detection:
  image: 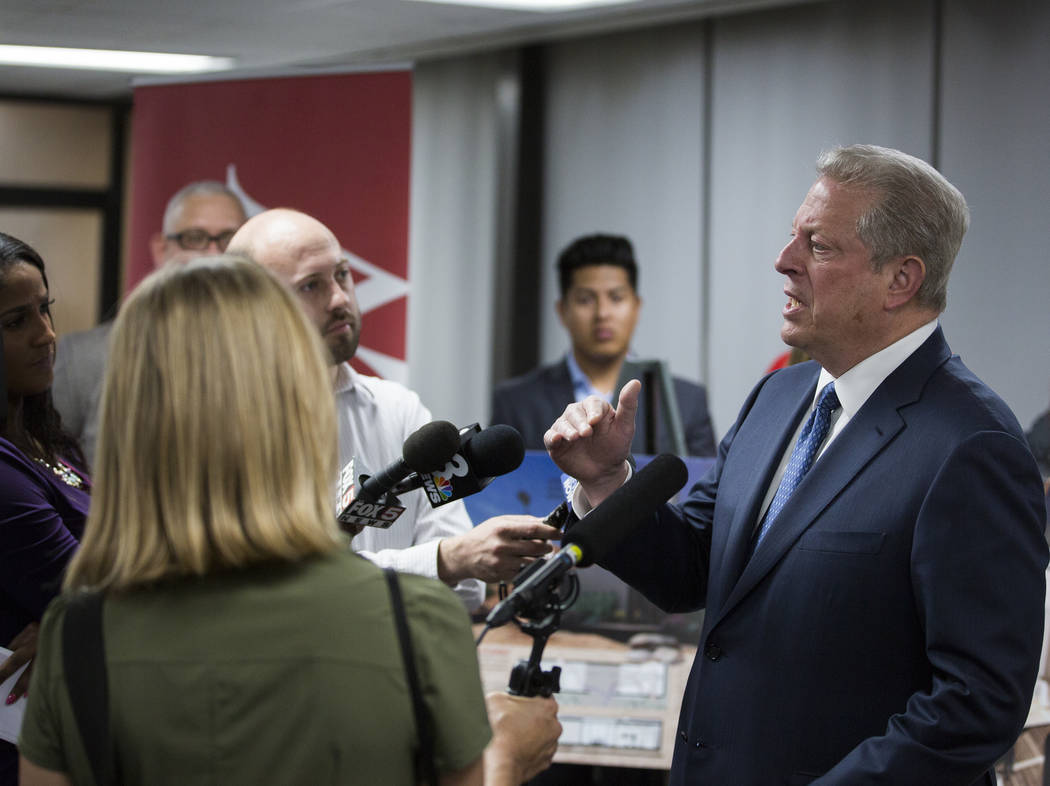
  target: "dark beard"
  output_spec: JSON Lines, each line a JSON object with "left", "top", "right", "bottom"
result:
{"left": 327, "top": 331, "right": 359, "bottom": 366}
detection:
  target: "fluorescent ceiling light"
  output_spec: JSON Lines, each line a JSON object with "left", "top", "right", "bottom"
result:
{"left": 407, "top": 0, "right": 639, "bottom": 11}
{"left": 0, "top": 45, "right": 234, "bottom": 73}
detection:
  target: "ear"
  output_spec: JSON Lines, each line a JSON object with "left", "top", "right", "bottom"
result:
{"left": 555, "top": 298, "right": 568, "bottom": 327}
{"left": 149, "top": 233, "right": 168, "bottom": 268}
{"left": 884, "top": 255, "right": 925, "bottom": 310}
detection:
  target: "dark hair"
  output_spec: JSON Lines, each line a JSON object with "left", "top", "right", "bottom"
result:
{"left": 556, "top": 234, "right": 638, "bottom": 297}
{"left": 0, "top": 231, "right": 85, "bottom": 468}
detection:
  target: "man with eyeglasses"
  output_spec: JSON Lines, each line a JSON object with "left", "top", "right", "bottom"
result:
{"left": 52, "top": 181, "right": 247, "bottom": 464}
{"left": 148, "top": 181, "right": 246, "bottom": 267}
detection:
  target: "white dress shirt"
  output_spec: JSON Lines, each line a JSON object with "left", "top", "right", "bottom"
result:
{"left": 757, "top": 320, "right": 940, "bottom": 519}
{"left": 334, "top": 363, "right": 484, "bottom": 611}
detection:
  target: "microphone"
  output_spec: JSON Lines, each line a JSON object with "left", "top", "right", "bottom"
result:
{"left": 338, "top": 420, "right": 460, "bottom": 530}
{"left": 390, "top": 423, "right": 525, "bottom": 507}
{"left": 356, "top": 420, "right": 461, "bottom": 502}
{"left": 485, "top": 453, "right": 689, "bottom": 627}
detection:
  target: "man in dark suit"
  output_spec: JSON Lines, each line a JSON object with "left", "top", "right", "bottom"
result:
{"left": 545, "top": 145, "right": 1048, "bottom": 785}
{"left": 491, "top": 233, "right": 716, "bottom": 456}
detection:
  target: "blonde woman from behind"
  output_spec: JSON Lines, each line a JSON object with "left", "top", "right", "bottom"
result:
{"left": 18, "top": 256, "right": 558, "bottom": 786}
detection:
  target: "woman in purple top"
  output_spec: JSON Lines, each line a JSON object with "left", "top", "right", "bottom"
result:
{"left": 0, "top": 232, "right": 89, "bottom": 786}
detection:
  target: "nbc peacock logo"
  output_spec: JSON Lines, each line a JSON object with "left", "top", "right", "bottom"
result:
{"left": 433, "top": 474, "right": 454, "bottom": 500}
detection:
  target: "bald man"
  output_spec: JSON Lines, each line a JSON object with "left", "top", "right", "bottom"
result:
{"left": 229, "top": 209, "right": 559, "bottom": 611}
{"left": 53, "top": 181, "right": 247, "bottom": 465}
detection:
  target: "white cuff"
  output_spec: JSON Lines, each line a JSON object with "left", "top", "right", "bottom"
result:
{"left": 571, "top": 460, "right": 634, "bottom": 517}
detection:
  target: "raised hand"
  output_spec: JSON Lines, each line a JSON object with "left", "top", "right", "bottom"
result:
{"left": 544, "top": 379, "right": 640, "bottom": 506}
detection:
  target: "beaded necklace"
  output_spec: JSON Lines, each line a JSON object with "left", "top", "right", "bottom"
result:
{"left": 33, "top": 456, "right": 88, "bottom": 490}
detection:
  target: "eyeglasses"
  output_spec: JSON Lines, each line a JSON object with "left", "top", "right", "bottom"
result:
{"left": 165, "top": 228, "right": 237, "bottom": 252}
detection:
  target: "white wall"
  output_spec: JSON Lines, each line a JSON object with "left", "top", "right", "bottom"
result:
{"left": 407, "top": 53, "right": 509, "bottom": 428}
{"left": 542, "top": 24, "right": 707, "bottom": 387}
{"left": 937, "top": 0, "right": 1050, "bottom": 431}
{"left": 411, "top": 0, "right": 1050, "bottom": 436}
{"left": 705, "top": 0, "right": 936, "bottom": 434}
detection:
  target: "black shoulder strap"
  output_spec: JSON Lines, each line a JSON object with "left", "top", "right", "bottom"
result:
{"left": 62, "top": 590, "right": 115, "bottom": 786}
{"left": 383, "top": 568, "right": 437, "bottom": 786}
{"left": 61, "top": 576, "right": 433, "bottom": 786}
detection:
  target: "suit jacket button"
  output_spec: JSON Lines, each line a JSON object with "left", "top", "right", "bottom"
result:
{"left": 704, "top": 644, "right": 722, "bottom": 661}
{"left": 679, "top": 730, "right": 687, "bottom": 742}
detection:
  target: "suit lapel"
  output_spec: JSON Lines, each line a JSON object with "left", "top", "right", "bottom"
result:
{"left": 712, "top": 375, "right": 815, "bottom": 609}
{"left": 722, "top": 403, "right": 905, "bottom": 616}
{"left": 709, "top": 329, "right": 953, "bottom": 629}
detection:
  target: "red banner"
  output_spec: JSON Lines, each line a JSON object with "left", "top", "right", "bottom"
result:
{"left": 127, "top": 71, "right": 412, "bottom": 377}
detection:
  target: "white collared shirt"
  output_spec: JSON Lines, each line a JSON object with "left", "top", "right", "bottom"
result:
{"left": 565, "top": 351, "right": 614, "bottom": 404}
{"left": 757, "top": 319, "right": 939, "bottom": 519}
{"left": 333, "top": 363, "right": 484, "bottom": 611}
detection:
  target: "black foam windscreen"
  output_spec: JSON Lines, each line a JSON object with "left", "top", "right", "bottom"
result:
{"left": 465, "top": 424, "right": 525, "bottom": 478}
{"left": 402, "top": 420, "right": 461, "bottom": 473}
{"left": 562, "top": 453, "right": 689, "bottom": 567}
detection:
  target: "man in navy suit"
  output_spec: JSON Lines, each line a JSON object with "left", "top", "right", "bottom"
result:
{"left": 491, "top": 233, "right": 716, "bottom": 456}
{"left": 545, "top": 145, "right": 1048, "bottom": 784}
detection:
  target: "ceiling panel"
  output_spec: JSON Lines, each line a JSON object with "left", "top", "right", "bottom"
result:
{"left": 0, "top": 0, "right": 810, "bottom": 99}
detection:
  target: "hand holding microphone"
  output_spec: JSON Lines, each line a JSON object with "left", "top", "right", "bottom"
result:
{"left": 485, "top": 453, "right": 689, "bottom": 628}
{"left": 438, "top": 514, "right": 563, "bottom": 585}
{"left": 479, "top": 454, "right": 688, "bottom": 698}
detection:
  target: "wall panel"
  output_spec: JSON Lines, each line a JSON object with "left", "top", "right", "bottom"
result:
{"left": 938, "top": 0, "right": 1050, "bottom": 429}
{"left": 706, "top": 0, "right": 935, "bottom": 435}
{"left": 0, "top": 207, "right": 102, "bottom": 337}
{"left": 409, "top": 53, "right": 508, "bottom": 427}
{"left": 542, "top": 24, "right": 708, "bottom": 392}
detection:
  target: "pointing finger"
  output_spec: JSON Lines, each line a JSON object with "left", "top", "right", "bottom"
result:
{"left": 616, "top": 378, "right": 642, "bottom": 420}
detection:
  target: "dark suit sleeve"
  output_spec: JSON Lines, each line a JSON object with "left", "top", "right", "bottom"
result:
{"left": 489, "top": 386, "right": 511, "bottom": 431}
{"left": 817, "top": 430, "right": 1047, "bottom": 784}
{"left": 51, "top": 333, "right": 87, "bottom": 440}
{"left": 489, "top": 367, "right": 571, "bottom": 451}
{"left": 678, "top": 380, "right": 717, "bottom": 457}
{"left": 598, "top": 421, "right": 743, "bottom": 613}
{"left": 599, "top": 373, "right": 770, "bottom": 611}
{"left": 489, "top": 382, "right": 537, "bottom": 448}
{"left": 1027, "top": 410, "right": 1050, "bottom": 475}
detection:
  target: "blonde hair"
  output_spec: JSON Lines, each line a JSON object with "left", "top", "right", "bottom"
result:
{"left": 64, "top": 256, "right": 341, "bottom": 591}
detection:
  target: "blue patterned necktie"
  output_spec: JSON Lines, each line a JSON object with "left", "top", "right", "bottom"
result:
{"left": 753, "top": 382, "right": 841, "bottom": 548}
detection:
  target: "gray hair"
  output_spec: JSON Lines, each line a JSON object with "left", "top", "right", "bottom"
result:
{"left": 816, "top": 144, "right": 969, "bottom": 312}
{"left": 161, "top": 180, "right": 246, "bottom": 234}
